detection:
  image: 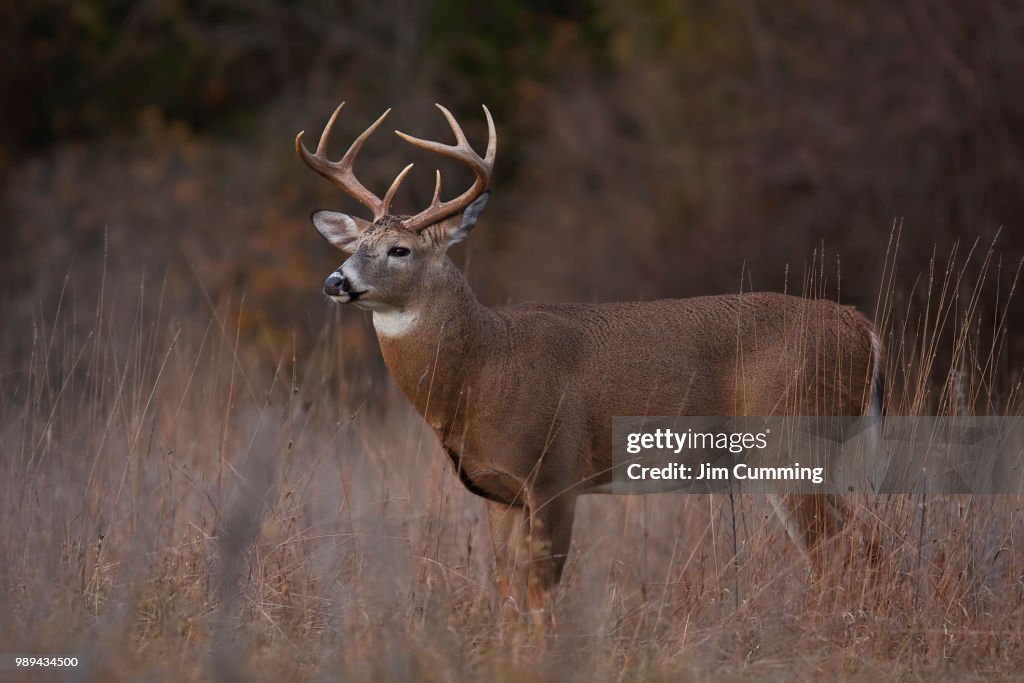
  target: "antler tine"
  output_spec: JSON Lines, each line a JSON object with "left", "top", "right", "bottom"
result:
{"left": 339, "top": 108, "right": 391, "bottom": 169}
{"left": 431, "top": 170, "right": 442, "bottom": 208}
{"left": 395, "top": 103, "right": 497, "bottom": 232}
{"left": 314, "top": 100, "right": 345, "bottom": 155}
{"left": 482, "top": 104, "right": 496, "bottom": 167}
{"left": 436, "top": 104, "right": 471, "bottom": 148}
{"left": 381, "top": 163, "right": 414, "bottom": 216}
{"left": 296, "top": 104, "right": 400, "bottom": 219}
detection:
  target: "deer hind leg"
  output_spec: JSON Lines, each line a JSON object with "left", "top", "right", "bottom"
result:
{"left": 768, "top": 493, "right": 851, "bottom": 572}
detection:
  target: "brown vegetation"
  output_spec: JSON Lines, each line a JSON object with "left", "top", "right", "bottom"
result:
{"left": 1, "top": 238, "right": 1022, "bottom": 680}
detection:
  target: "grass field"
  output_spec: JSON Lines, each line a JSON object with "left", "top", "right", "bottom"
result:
{"left": 2, "top": 237, "right": 1024, "bottom": 681}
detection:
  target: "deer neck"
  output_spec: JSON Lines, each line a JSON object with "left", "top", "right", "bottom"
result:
{"left": 373, "top": 259, "right": 500, "bottom": 432}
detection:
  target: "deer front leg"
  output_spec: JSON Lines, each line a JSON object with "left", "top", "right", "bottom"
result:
{"left": 523, "top": 490, "right": 576, "bottom": 615}
{"left": 485, "top": 499, "right": 531, "bottom": 619}
{"left": 485, "top": 491, "right": 576, "bottom": 622}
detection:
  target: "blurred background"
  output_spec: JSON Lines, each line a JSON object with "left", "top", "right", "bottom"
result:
{"left": 3, "top": 0, "right": 1024, "bottom": 368}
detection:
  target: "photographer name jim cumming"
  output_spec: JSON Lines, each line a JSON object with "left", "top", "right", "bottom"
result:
{"left": 626, "top": 461, "right": 825, "bottom": 484}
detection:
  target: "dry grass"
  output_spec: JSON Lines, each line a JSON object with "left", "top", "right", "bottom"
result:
{"left": 2, "top": 234, "right": 1024, "bottom": 682}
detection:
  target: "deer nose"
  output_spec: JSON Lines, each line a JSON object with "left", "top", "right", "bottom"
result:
{"left": 324, "top": 274, "right": 348, "bottom": 296}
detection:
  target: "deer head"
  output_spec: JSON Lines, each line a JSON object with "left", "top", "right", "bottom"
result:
{"left": 296, "top": 102, "right": 495, "bottom": 315}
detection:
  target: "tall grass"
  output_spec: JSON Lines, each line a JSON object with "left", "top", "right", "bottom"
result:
{"left": 2, "top": 234, "right": 1023, "bottom": 681}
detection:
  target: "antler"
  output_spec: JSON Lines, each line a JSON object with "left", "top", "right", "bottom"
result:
{"left": 295, "top": 102, "right": 413, "bottom": 221}
{"left": 395, "top": 104, "right": 496, "bottom": 232}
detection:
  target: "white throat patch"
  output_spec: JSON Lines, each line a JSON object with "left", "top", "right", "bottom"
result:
{"left": 371, "top": 307, "right": 420, "bottom": 337}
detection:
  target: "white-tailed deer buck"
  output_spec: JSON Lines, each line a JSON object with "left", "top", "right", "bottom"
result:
{"left": 296, "top": 102, "right": 884, "bottom": 616}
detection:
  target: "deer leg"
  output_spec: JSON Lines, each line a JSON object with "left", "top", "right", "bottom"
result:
{"left": 523, "top": 491, "right": 577, "bottom": 616}
{"left": 769, "top": 493, "right": 850, "bottom": 571}
{"left": 485, "top": 493, "right": 576, "bottom": 616}
{"left": 485, "top": 500, "right": 531, "bottom": 619}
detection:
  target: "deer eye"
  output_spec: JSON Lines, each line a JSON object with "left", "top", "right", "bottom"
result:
{"left": 387, "top": 246, "right": 411, "bottom": 258}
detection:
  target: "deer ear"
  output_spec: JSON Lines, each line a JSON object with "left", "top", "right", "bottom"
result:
{"left": 311, "top": 211, "right": 370, "bottom": 252}
{"left": 437, "top": 191, "right": 490, "bottom": 249}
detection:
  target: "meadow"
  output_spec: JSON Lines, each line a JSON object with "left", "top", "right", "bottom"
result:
{"left": 2, "top": 233, "right": 1023, "bottom": 682}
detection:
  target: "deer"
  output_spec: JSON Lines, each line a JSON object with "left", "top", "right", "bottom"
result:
{"left": 295, "top": 102, "right": 885, "bottom": 619}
